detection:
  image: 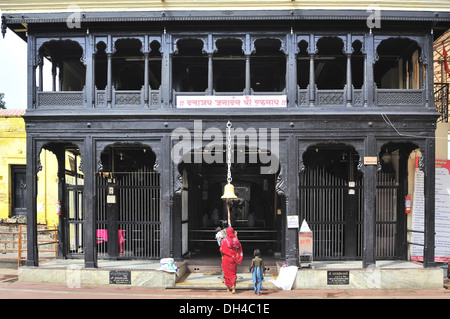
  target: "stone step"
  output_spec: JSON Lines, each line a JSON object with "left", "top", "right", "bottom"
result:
{"left": 185, "top": 259, "right": 280, "bottom": 274}
{"left": 174, "top": 271, "right": 278, "bottom": 290}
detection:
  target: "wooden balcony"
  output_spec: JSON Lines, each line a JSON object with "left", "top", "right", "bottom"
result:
{"left": 34, "top": 87, "right": 430, "bottom": 109}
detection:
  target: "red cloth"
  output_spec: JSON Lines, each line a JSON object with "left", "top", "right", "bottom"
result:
{"left": 443, "top": 43, "right": 450, "bottom": 76}
{"left": 96, "top": 229, "right": 125, "bottom": 253}
{"left": 220, "top": 227, "right": 243, "bottom": 288}
{"left": 96, "top": 229, "right": 108, "bottom": 244}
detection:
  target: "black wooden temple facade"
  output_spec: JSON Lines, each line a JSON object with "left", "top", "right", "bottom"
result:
{"left": 3, "top": 9, "right": 449, "bottom": 269}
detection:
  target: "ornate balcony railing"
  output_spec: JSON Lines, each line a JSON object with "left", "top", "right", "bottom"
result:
{"left": 35, "top": 87, "right": 429, "bottom": 109}
{"left": 298, "top": 89, "right": 308, "bottom": 106}
{"left": 95, "top": 89, "right": 106, "bottom": 107}
{"left": 115, "top": 90, "right": 143, "bottom": 107}
{"left": 375, "top": 88, "right": 425, "bottom": 107}
{"left": 353, "top": 89, "right": 364, "bottom": 107}
{"left": 95, "top": 88, "right": 161, "bottom": 108}
{"left": 36, "top": 91, "right": 84, "bottom": 109}
{"left": 297, "top": 85, "right": 365, "bottom": 107}
{"left": 316, "top": 90, "right": 345, "bottom": 106}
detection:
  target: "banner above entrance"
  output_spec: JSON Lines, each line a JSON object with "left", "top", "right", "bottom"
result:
{"left": 176, "top": 95, "right": 287, "bottom": 108}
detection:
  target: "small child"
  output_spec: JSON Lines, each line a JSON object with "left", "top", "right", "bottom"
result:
{"left": 217, "top": 221, "right": 229, "bottom": 283}
{"left": 215, "top": 227, "right": 223, "bottom": 246}
{"left": 248, "top": 249, "right": 265, "bottom": 295}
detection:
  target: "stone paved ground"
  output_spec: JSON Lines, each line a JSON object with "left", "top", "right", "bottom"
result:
{"left": 1, "top": 268, "right": 449, "bottom": 300}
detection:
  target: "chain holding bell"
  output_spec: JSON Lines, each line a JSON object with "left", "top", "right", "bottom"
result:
{"left": 221, "top": 121, "right": 237, "bottom": 200}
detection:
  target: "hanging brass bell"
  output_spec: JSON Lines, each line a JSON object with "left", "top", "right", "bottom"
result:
{"left": 221, "top": 182, "right": 238, "bottom": 199}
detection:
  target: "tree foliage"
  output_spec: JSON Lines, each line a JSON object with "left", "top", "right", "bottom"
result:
{"left": 0, "top": 93, "right": 5, "bottom": 109}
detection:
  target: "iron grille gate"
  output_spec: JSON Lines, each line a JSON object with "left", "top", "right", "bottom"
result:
{"left": 299, "top": 166, "right": 399, "bottom": 260}
{"left": 96, "top": 168, "right": 161, "bottom": 259}
{"left": 66, "top": 184, "right": 84, "bottom": 257}
{"left": 299, "top": 166, "right": 364, "bottom": 260}
{"left": 376, "top": 171, "right": 399, "bottom": 258}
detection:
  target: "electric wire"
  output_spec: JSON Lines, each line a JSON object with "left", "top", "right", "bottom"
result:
{"left": 381, "top": 113, "right": 448, "bottom": 140}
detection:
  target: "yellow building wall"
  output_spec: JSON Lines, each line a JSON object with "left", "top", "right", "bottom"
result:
{"left": 0, "top": 116, "right": 26, "bottom": 219}
{"left": 436, "top": 122, "right": 450, "bottom": 160}
{"left": 37, "top": 149, "right": 59, "bottom": 226}
{"left": 0, "top": 115, "right": 59, "bottom": 226}
{"left": 0, "top": 0, "right": 449, "bottom": 13}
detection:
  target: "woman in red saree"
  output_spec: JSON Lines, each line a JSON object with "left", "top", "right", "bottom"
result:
{"left": 219, "top": 227, "right": 243, "bottom": 293}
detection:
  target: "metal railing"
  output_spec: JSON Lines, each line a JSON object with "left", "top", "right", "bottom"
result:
{"left": 17, "top": 225, "right": 58, "bottom": 267}
{"left": 407, "top": 229, "right": 425, "bottom": 247}
{"left": 435, "top": 83, "right": 449, "bottom": 123}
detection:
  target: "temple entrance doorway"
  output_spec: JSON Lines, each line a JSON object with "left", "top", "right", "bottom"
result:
{"left": 299, "top": 144, "right": 363, "bottom": 260}
{"left": 179, "top": 145, "right": 280, "bottom": 259}
{"left": 96, "top": 143, "right": 161, "bottom": 260}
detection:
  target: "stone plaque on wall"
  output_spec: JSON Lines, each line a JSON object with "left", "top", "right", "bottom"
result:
{"left": 327, "top": 271, "right": 349, "bottom": 285}
{"left": 110, "top": 270, "right": 131, "bottom": 285}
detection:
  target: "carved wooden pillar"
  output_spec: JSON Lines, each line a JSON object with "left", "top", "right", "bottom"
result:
{"left": 58, "top": 64, "right": 64, "bottom": 91}
{"left": 365, "top": 31, "right": 374, "bottom": 107}
{"left": 243, "top": 34, "right": 252, "bottom": 96}
{"left": 159, "top": 136, "right": 172, "bottom": 259}
{"left": 408, "top": 58, "right": 413, "bottom": 89}
{"left": 419, "top": 57, "right": 424, "bottom": 89}
{"left": 85, "top": 34, "right": 94, "bottom": 108}
{"left": 91, "top": 50, "right": 96, "bottom": 107}
{"left": 363, "top": 134, "right": 376, "bottom": 268}
{"left": 38, "top": 54, "right": 44, "bottom": 92}
{"left": 284, "top": 136, "right": 299, "bottom": 266}
{"left": 55, "top": 147, "right": 67, "bottom": 258}
{"left": 245, "top": 55, "right": 251, "bottom": 95}
{"left": 308, "top": 54, "right": 315, "bottom": 107}
{"left": 207, "top": 53, "right": 213, "bottom": 95}
{"left": 423, "top": 137, "right": 436, "bottom": 268}
{"left": 424, "top": 61, "right": 430, "bottom": 107}
{"left": 346, "top": 34, "right": 352, "bottom": 107}
{"left": 206, "top": 34, "right": 214, "bottom": 96}
{"left": 172, "top": 165, "right": 183, "bottom": 261}
{"left": 346, "top": 53, "right": 352, "bottom": 107}
{"left": 161, "top": 31, "right": 172, "bottom": 107}
{"left": 106, "top": 35, "right": 113, "bottom": 108}
{"left": 25, "top": 135, "right": 39, "bottom": 266}
{"left": 28, "top": 35, "right": 37, "bottom": 109}
{"left": 425, "top": 32, "right": 434, "bottom": 109}
{"left": 84, "top": 135, "right": 97, "bottom": 268}
{"left": 363, "top": 53, "right": 368, "bottom": 107}
{"left": 106, "top": 52, "right": 112, "bottom": 107}
{"left": 51, "top": 62, "right": 57, "bottom": 91}
{"left": 144, "top": 51, "right": 150, "bottom": 107}
{"left": 287, "top": 32, "right": 297, "bottom": 108}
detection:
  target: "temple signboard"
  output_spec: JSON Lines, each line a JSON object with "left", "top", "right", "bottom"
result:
{"left": 177, "top": 95, "right": 287, "bottom": 108}
{"left": 411, "top": 159, "right": 450, "bottom": 262}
